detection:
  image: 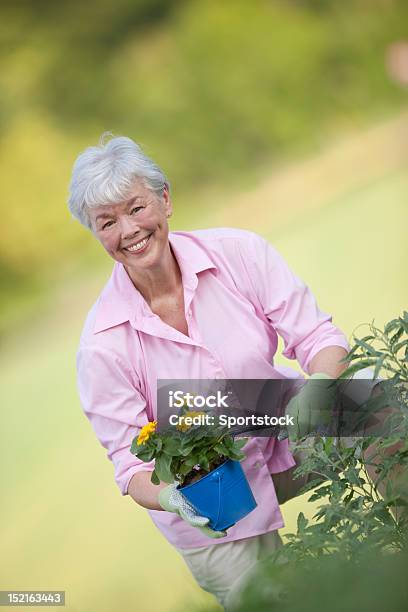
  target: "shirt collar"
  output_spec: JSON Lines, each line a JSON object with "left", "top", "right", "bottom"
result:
{"left": 93, "top": 231, "right": 217, "bottom": 334}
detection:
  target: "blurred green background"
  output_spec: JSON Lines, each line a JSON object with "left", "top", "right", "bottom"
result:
{"left": 1, "top": 1, "right": 407, "bottom": 610}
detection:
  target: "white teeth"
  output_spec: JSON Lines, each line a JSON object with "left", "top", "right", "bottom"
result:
{"left": 126, "top": 236, "right": 149, "bottom": 252}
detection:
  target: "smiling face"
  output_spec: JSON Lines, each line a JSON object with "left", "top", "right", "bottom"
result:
{"left": 89, "top": 180, "right": 173, "bottom": 275}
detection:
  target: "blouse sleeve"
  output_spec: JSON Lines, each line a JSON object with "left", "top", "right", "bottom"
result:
{"left": 243, "top": 232, "right": 350, "bottom": 374}
{"left": 77, "top": 345, "right": 154, "bottom": 495}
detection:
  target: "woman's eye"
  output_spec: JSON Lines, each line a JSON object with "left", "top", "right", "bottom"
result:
{"left": 102, "top": 220, "right": 114, "bottom": 230}
{"left": 130, "top": 206, "right": 143, "bottom": 215}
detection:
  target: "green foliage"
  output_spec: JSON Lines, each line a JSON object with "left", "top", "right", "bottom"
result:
{"left": 235, "top": 313, "right": 408, "bottom": 609}
{"left": 235, "top": 546, "right": 408, "bottom": 612}
{"left": 130, "top": 418, "right": 247, "bottom": 486}
{"left": 341, "top": 312, "right": 408, "bottom": 382}
{"left": 1, "top": 0, "right": 408, "bottom": 320}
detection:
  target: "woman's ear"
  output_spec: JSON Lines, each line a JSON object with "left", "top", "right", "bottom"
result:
{"left": 162, "top": 184, "right": 173, "bottom": 218}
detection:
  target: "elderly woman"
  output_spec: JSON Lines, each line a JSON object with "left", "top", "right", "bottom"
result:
{"left": 68, "top": 135, "right": 352, "bottom": 609}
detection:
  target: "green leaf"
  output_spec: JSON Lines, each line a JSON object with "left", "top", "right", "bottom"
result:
{"left": 324, "top": 437, "right": 333, "bottom": 454}
{"left": 154, "top": 454, "right": 174, "bottom": 484}
{"left": 184, "top": 455, "right": 200, "bottom": 468}
{"left": 373, "top": 353, "right": 387, "bottom": 379}
{"left": 343, "top": 490, "right": 354, "bottom": 505}
{"left": 379, "top": 436, "right": 402, "bottom": 449}
{"left": 151, "top": 470, "right": 160, "bottom": 485}
{"left": 297, "top": 512, "right": 308, "bottom": 532}
{"left": 131, "top": 446, "right": 155, "bottom": 462}
{"left": 309, "top": 485, "right": 331, "bottom": 502}
{"left": 179, "top": 463, "right": 194, "bottom": 476}
{"left": 130, "top": 437, "right": 141, "bottom": 454}
{"left": 353, "top": 335, "right": 376, "bottom": 344}
{"left": 223, "top": 436, "right": 234, "bottom": 449}
{"left": 385, "top": 479, "right": 393, "bottom": 501}
{"left": 355, "top": 339, "right": 380, "bottom": 356}
{"left": 296, "top": 478, "right": 325, "bottom": 495}
{"left": 393, "top": 339, "right": 408, "bottom": 353}
{"left": 385, "top": 319, "right": 400, "bottom": 335}
{"left": 390, "top": 327, "right": 404, "bottom": 347}
{"left": 198, "top": 454, "right": 210, "bottom": 471}
{"left": 342, "top": 336, "right": 374, "bottom": 362}
{"left": 343, "top": 467, "right": 360, "bottom": 486}
{"left": 233, "top": 438, "right": 248, "bottom": 451}
{"left": 214, "top": 443, "right": 228, "bottom": 455}
{"left": 228, "top": 450, "right": 246, "bottom": 461}
{"left": 339, "top": 359, "right": 378, "bottom": 379}
{"left": 162, "top": 438, "right": 183, "bottom": 457}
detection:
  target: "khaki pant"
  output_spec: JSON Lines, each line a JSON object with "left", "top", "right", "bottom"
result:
{"left": 177, "top": 451, "right": 313, "bottom": 610}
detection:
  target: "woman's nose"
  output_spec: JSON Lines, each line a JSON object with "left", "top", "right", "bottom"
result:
{"left": 119, "top": 214, "right": 139, "bottom": 238}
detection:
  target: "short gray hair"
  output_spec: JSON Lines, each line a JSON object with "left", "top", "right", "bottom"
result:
{"left": 68, "top": 133, "right": 170, "bottom": 229}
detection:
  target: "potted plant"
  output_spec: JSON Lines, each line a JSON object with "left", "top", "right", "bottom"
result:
{"left": 130, "top": 410, "right": 257, "bottom": 531}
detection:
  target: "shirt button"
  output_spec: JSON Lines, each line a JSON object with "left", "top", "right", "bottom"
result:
{"left": 254, "top": 462, "right": 262, "bottom": 469}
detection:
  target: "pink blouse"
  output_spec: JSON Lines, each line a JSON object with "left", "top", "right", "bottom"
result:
{"left": 77, "top": 228, "right": 349, "bottom": 548}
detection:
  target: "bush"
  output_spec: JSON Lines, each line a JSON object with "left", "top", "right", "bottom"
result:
{"left": 235, "top": 312, "right": 408, "bottom": 610}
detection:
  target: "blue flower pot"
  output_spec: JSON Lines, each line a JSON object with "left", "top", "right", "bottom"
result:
{"left": 179, "top": 459, "right": 257, "bottom": 531}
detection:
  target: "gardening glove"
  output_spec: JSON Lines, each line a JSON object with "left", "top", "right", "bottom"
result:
{"left": 285, "top": 373, "right": 336, "bottom": 443}
{"left": 158, "top": 484, "right": 227, "bottom": 539}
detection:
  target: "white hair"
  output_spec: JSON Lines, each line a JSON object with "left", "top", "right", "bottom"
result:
{"left": 68, "top": 133, "right": 170, "bottom": 229}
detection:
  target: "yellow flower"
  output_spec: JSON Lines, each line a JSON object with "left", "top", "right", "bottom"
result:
{"left": 176, "top": 411, "right": 205, "bottom": 432}
{"left": 137, "top": 421, "right": 157, "bottom": 445}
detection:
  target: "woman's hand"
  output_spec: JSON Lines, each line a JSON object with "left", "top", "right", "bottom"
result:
{"left": 128, "top": 472, "right": 227, "bottom": 538}
{"left": 159, "top": 485, "right": 227, "bottom": 539}
{"left": 285, "top": 372, "right": 336, "bottom": 442}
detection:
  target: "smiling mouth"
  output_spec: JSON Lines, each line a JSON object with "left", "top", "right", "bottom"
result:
{"left": 123, "top": 234, "right": 152, "bottom": 253}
